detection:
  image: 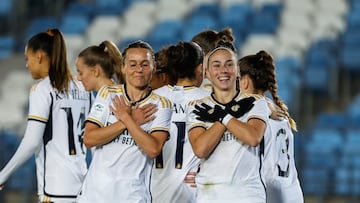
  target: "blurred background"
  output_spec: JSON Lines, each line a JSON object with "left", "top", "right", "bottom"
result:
{"left": 0, "top": 0, "right": 360, "bottom": 202}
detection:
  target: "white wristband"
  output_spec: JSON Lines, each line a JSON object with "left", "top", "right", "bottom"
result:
{"left": 222, "top": 114, "right": 233, "bottom": 126}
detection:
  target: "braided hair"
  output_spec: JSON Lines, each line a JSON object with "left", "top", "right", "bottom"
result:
{"left": 238, "top": 50, "right": 297, "bottom": 131}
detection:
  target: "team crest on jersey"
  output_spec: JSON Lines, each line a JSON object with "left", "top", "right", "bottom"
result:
{"left": 92, "top": 103, "right": 105, "bottom": 117}
{"left": 231, "top": 104, "right": 240, "bottom": 112}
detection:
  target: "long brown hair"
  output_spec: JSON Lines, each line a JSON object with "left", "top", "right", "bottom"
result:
{"left": 238, "top": 50, "right": 297, "bottom": 131}
{"left": 78, "top": 40, "right": 124, "bottom": 84}
{"left": 27, "top": 28, "right": 72, "bottom": 93}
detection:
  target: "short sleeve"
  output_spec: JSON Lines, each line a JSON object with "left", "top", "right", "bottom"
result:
{"left": 86, "top": 87, "right": 111, "bottom": 127}
{"left": 246, "top": 97, "right": 269, "bottom": 124}
{"left": 149, "top": 97, "right": 172, "bottom": 133}
{"left": 28, "top": 80, "right": 52, "bottom": 123}
{"left": 186, "top": 100, "right": 207, "bottom": 133}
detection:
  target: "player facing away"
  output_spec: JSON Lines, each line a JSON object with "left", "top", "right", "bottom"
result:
{"left": 151, "top": 41, "right": 210, "bottom": 203}
{"left": 0, "top": 29, "right": 92, "bottom": 202}
{"left": 76, "top": 40, "right": 172, "bottom": 203}
{"left": 187, "top": 46, "right": 268, "bottom": 203}
{"left": 238, "top": 51, "right": 304, "bottom": 203}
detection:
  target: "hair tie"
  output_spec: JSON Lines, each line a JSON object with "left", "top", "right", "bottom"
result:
{"left": 46, "top": 28, "right": 54, "bottom": 36}
{"left": 99, "top": 42, "right": 106, "bottom": 51}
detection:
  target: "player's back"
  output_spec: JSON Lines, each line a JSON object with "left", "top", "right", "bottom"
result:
{"left": 152, "top": 85, "right": 210, "bottom": 203}
{"left": 265, "top": 117, "right": 299, "bottom": 185}
{"left": 29, "top": 77, "right": 92, "bottom": 200}
{"left": 265, "top": 118, "right": 304, "bottom": 203}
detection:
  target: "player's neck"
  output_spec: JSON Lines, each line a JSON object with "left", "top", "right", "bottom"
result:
{"left": 125, "top": 84, "right": 151, "bottom": 103}
{"left": 176, "top": 78, "right": 197, "bottom": 87}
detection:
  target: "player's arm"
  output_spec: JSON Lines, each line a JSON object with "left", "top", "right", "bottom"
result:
{"left": 224, "top": 99, "right": 267, "bottom": 146}
{"left": 131, "top": 103, "right": 157, "bottom": 125}
{"left": 0, "top": 121, "right": 44, "bottom": 186}
{"left": 187, "top": 102, "right": 227, "bottom": 158}
{"left": 111, "top": 95, "right": 168, "bottom": 158}
{"left": 224, "top": 118, "right": 266, "bottom": 147}
{"left": 115, "top": 108, "right": 168, "bottom": 158}
{"left": 83, "top": 121, "right": 127, "bottom": 148}
{"left": 188, "top": 123, "right": 226, "bottom": 159}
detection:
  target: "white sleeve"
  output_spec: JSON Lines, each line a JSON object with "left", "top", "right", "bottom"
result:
{"left": 0, "top": 120, "right": 45, "bottom": 184}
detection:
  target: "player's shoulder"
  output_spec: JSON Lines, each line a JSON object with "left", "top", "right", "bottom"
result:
{"left": 188, "top": 95, "right": 211, "bottom": 107}
{"left": 30, "top": 77, "right": 51, "bottom": 93}
{"left": 97, "top": 84, "right": 124, "bottom": 99}
{"left": 150, "top": 91, "right": 172, "bottom": 109}
{"left": 238, "top": 92, "right": 265, "bottom": 101}
{"left": 187, "top": 86, "right": 211, "bottom": 97}
{"left": 153, "top": 85, "right": 172, "bottom": 96}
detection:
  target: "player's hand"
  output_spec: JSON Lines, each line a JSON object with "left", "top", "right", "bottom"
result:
{"left": 193, "top": 103, "right": 227, "bottom": 123}
{"left": 131, "top": 103, "right": 157, "bottom": 125}
{"left": 110, "top": 95, "right": 131, "bottom": 121}
{"left": 0, "top": 184, "right": 4, "bottom": 191}
{"left": 268, "top": 102, "right": 286, "bottom": 121}
{"left": 184, "top": 172, "right": 197, "bottom": 188}
{"left": 225, "top": 97, "right": 255, "bottom": 118}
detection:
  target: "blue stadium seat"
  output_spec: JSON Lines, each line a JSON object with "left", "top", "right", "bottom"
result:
{"left": 0, "top": 49, "right": 12, "bottom": 60}
{"left": 302, "top": 167, "right": 331, "bottom": 195}
{"left": 340, "top": 30, "right": 360, "bottom": 48}
{"left": 0, "top": 0, "right": 12, "bottom": 16}
{"left": 346, "top": 9, "right": 360, "bottom": 27}
{"left": 60, "top": 14, "right": 90, "bottom": 34}
{"left": 249, "top": 11, "right": 279, "bottom": 34}
{"left": 346, "top": 100, "right": 360, "bottom": 126}
{"left": 315, "top": 112, "right": 346, "bottom": 129}
{"left": 335, "top": 167, "right": 351, "bottom": 195}
{"left": 95, "top": 0, "right": 127, "bottom": 15}
{"left": 0, "top": 35, "right": 14, "bottom": 60}
{"left": 192, "top": 3, "right": 220, "bottom": 18}
{"left": 303, "top": 127, "right": 342, "bottom": 169}
{"left": 219, "top": 3, "right": 252, "bottom": 37}
{"left": 0, "top": 35, "right": 15, "bottom": 50}
{"left": 147, "top": 20, "right": 184, "bottom": 51}
{"left": 303, "top": 64, "right": 329, "bottom": 94}
{"left": 186, "top": 14, "right": 219, "bottom": 30}
{"left": 23, "top": 17, "right": 59, "bottom": 48}
{"left": 118, "top": 37, "right": 147, "bottom": 52}
{"left": 65, "top": 1, "right": 96, "bottom": 17}
{"left": 260, "top": 3, "right": 283, "bottom": 16}
{"left": 7, "top": 157, "right": 36, "bottom": 191}
{"left": 305, "top": 46, "right": 337, "bottom": 68}
{"left": 0, "top": 130, "right": 20, "bottom": 169}
{"left": 339, "top": 46, "right": 360, "bottom": 72}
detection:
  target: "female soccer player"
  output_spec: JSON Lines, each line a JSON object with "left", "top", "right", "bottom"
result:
{"left": 238, "top": 51, "right": 304, "bottom": 203}
{"left": 151, "top": 41, "right": 210, "bottom": 203}
{"left": 187, "top": 46, "right": 268, "bottom": 203}
{"left": 76, "top": 40, "right": 123, "bottom": 92}
{"left": 0, "top": 28, "right": 92, "bottom": 202}
{"left": 76, "top": 40, "right": 172, "bottom": 203}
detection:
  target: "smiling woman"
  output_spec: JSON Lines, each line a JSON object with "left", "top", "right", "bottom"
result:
{"left": 187, "top": 46, "right": 268, "bottom": 203}
{"left": 76, "top": 40, "right": 173, "bottom": 203}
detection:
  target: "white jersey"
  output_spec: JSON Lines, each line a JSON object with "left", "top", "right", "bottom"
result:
{"left": 151, "top": 85, "right": 210, "bottom": 203}
{"left": 263, "top": 115, "right": 304, "bottom": 203}
{"left": 29, "top": 77, "right": 91, "bottom": 202}
{"left": 187, "top": 92, "right": 268, "bottom": 202}
{"left": 77, "top": 84, "right": 172, "bottom": 203}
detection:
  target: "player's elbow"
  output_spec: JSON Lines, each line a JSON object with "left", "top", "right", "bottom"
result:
{"left": 193, "top": 147, "right": 209, "bottom": 159}
{"left": 83, "top": 134, "right": 96, "bottom": 148}
{"left": 247, "top": 135, "right": 263, "bottom": 147}
{"left": 146, "top": 148, "right": 162, "bottom": 159}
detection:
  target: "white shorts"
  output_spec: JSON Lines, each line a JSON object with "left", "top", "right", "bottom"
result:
{"left": 266, "top": 178, "right": 304, "bottom": 203}
{"left": 196, "top": 182, "right": 266, "bottom": 203}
